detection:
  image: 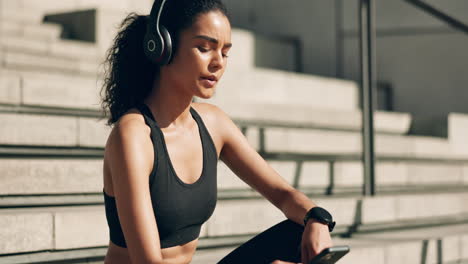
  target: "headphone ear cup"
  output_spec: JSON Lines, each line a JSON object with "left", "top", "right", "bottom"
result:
{"left": 158, "top": 25, "right": 172, "bottom": 65}
{"left": 143, "top": 30, "right": 164, "bottom": 63}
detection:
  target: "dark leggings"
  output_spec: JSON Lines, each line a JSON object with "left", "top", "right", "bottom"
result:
{"left": 217, "top": 219, "right": 304, "bottom": 264}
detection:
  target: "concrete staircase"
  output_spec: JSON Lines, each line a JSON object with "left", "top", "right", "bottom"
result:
{"left": 1, "top": 3, "right": 468, "bottom": 264}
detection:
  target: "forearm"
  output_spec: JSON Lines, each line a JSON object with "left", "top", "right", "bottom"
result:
{"left": 278, "top": 189, "right": 318, "bottom": 227}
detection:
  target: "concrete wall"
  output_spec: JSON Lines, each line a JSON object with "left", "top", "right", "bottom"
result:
{"left": 225, "top": 0, "right": 468, "bottom": 137}
{"left": 224, "top": 0, "right": 339, "bottom": 77}
{"left": 342, "top": 0, "right": 468, "bottom": 137}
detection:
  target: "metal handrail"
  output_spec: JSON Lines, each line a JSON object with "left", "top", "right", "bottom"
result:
{"left": 404, "top": 0, "right": 468, "bottom": 34}
{"left": 359, "top": 0, "right": 468, "bottom": 197}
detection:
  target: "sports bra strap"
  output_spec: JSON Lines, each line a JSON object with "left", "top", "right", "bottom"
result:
{"left": 136, "top": 103, "right": 160, "bottom": 127}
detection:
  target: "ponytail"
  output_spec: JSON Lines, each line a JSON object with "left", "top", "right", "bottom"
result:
{"left": 100, "top": 13, "right": 159, "bottom": 127}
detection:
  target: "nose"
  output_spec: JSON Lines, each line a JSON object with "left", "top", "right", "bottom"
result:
{"left": 208, "top": 50, "right": 224, "bottom": 72}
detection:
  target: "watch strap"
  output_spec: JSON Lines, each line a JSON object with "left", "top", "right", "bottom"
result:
{"left": 303, "top": 206, "right": 336, "bottom": 232}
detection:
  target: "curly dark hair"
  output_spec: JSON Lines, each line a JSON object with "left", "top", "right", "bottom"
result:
{"left": 99, "top": 0, "right": 230, "bottom": 127}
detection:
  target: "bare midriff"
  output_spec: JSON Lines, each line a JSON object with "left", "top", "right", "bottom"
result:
{"left": 104, "top": 238, "right": 199, "bottom": 264}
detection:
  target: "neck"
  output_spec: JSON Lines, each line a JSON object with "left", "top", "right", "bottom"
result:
{"left": 143, "top": 74, "right": 194, "bottom": 132}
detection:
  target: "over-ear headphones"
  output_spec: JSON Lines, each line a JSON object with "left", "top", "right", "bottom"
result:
{"left": 143, "top": 0, "right": 173, "bottom": 65}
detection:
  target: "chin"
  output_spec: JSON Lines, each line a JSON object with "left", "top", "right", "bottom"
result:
{"left": 197, "top": 87, "right": 216, "bottom": 99}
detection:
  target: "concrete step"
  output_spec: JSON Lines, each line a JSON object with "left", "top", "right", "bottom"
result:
{"left": 0, "top": 35, "right": 99, "bottom": 60}
{"left": 0, "top": 158, "right": 103, "bottom": 195}
{"left": 0, "top": 191, "right": 467, "bottom": 256}
{"left": 0, "top": 69, "right": 403, "bottom": 131}
{"left": 0, "top": 70, "right": 102, "bottom": 109}
{"left": 0, "top": 50, "right": 101, "bottom": 77}
{"left": 449, "top": 113, "right": 468, "bottom": 157}
{"left": 0, "top": 110, "right": 466, "bottom": 160}
{"left": 0, "top": 20, "right": 62, "bottom": 41}
{"left": 192, "top": 223, "right": 468, "bottom": 264}
{"left": 0, "top": 6, "right": 45, "bottom": 24}
{"left": 2, "top": 223, "right": 467, "bottom": 264}
{"left": 198, "top": 67, "right": 360, "bottom": 111}
{"left": 344, "top": 223, "right": 468, "bottom": 264}
{"left": 0, "top": 69, "right": 402, "bottom": 130}
{"left": 254, "top": 126, "right": 468, "bottom": 159}
{"left": 14, "top": 8, "right": 253, "bottom": 71}
{"left": 217, "top": 159, "right": 468, "bottom": 191}
{"left": 0, "top": 205, "right": 107, "bottom": 255}
{"left": 0, "top": 70, "right": 20, "bottom": 104}
{"left": 0, "top": 247, "right": 106, "bottom": 264}
{"left": 0, "top": 0, "right": 91, "bottom": 14}
{"left": 216, "top": 102, "right": 411, "bottom": 135}
{"left": 206, "top": 191, "right": 468, "bottom": 238}
{"left": 0, "top": 112, "right": 110, "bottom": 147}
{"left": 1, "top": 156, "right": 467, "bottom": 197}
{"left": 1, "top": 0, "right": 149, "bottom": 14}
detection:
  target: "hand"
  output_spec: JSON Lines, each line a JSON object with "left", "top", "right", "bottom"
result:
{"left": 300, "top": 219, "right": 333, "bottom": 264}
{"left": 270, "top": 219, "right": 333, "bottom": 264}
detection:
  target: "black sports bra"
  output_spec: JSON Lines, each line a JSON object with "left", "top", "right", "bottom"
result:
{"left": 103, "top": 103, "right": 218, "bottom": 248}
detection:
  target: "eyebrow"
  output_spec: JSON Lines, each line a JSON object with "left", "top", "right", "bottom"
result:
{"left": 193, "top": 35, "right": 232, "bottom": 48}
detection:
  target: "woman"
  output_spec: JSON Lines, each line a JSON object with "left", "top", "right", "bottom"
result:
{"left": 100, "top": 0, "right": 333, "bottom": 263}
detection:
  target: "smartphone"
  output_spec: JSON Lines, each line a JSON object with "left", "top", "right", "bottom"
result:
{"left": 308, "top": 245, "right": 350, "bottom": 264}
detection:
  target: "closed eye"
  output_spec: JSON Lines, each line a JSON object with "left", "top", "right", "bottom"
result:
{"left": 198, "top": 46, "right": 229, "bottom": 58}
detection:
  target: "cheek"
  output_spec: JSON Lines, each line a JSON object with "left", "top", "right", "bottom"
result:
{"left": 167, "top": 48, "right": 210, "bottom": 82}
{"left": 192, "top": 51, "right": 211, "bottom": 67}
{"left": 170, "top": 51, "right": 195, "bottom": 72}
{"left": 178, "top": 49, "right": 201, "bottom": 66}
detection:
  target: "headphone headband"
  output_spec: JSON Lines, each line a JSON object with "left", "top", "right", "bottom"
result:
{"left": 147, "top": 0, "right": 167, "bottom": 38}
{"left": 144, "top": 0, "right": 172, "bottom": 65}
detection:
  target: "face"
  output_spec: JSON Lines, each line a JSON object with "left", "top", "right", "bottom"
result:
{"left": 162, "top": 10, "right": 232, "bottom": 99}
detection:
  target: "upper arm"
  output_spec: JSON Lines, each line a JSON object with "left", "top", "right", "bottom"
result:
{"left": 212, "top": 105, "right": 295, "bottom": 209}
{"left": 106, "top": 118, "right": 163, "bottom": 263}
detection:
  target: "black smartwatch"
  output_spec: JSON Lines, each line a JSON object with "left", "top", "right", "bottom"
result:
{"left": 303, "top": 206, "right": 336, "bottom": 232}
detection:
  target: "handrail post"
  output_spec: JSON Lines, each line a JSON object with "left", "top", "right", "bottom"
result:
{"left": 359, "top": 0, "right": 377, "bottom": 196}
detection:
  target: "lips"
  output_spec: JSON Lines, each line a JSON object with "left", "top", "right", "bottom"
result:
{"left": 200, "top": 75, "right": 218, "bottom": 88}
{"left": 199, "top": 75, "right": 218, "bottom": 88}
{"left": 200, "top": 75, "right": 218, "bottom": 82}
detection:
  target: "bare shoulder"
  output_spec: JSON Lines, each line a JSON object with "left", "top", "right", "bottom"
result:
{"left": 104, "top": 108, "right": 154, "bottom": 187}
{"left": 190, "top": 101, "right": 234, "bottom": 136}
{"left": 190, "top": 102, "right": 231, "bottom": 125}
{"left": 106, "top": 108, "right": 150, "bottom": 148}
{"left": 190, "top": 102, "right": 236, "bottom": 157}
{"left": 190, "top": 102, "right": 241, "bottom": 153}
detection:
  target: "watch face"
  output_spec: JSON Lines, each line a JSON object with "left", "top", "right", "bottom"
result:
{"left": 313, "top": 207, "right": 332, "bottom": 222}
{"left": 304, "top": 207, "right": 335, "bottom": 231}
